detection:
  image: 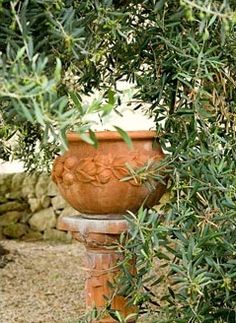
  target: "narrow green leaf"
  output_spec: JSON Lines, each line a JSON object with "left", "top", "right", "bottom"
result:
{"left": 33, "top": 100, "right": 45, "bottom": 126}
{"left": 54, "top": 57, "right": 62, "bottom": 82}
{"left": 16, "top": 47, "right": 26, "bottom": 61}
{"left": 108, "top": 89, "right": 116, "bottom": 105}
{"left": 17, "top": 101, "right": 34, "bottom": 123}
{"left": 58, "top": 96, "right": 68, "bottom": 113}
{"left": 59, "top": 130, "right": 68, "bottom": 152}
{"left": 27, "top": 36, "right": 34, "bottom": 60}
{"left": 113, "top": 126, "right": 133, "bottom": 149}
{"left": 70, "top": 92, "right": 84, "bottom": 114}
{"left": 79, "top": 132, "right": 96, "bottom": 145}
{"left": 89, "top": 129, "right": 98, "bottom": 148}
{"left": 101, "top": 103, "right": 113, "bottom": 117}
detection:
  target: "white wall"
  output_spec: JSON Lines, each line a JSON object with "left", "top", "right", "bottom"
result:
{"left": 0, "top": 160, "right": 25, "bottom": 173}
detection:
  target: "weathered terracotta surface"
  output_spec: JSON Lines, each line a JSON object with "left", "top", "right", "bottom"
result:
{"left": 84, "top": 251, "right": 136, "bottom": 323}
{"left": 58, "top": 216, "right": 136, "bottom": 323}
{"left": 52, "top": 131, "right": 165, "bottom": 215}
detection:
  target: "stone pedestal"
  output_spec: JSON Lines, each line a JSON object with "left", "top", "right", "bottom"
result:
{"left": 58, "top": 216, "right": 137, "bottom": 323}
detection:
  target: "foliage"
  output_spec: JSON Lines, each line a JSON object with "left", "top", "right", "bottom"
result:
{"left": 1, "top": 0, "right": 236, "bottom": 322}
{"left": 0, "top": 0, "right": 123, "bottom": 169}
{"left": 109, "top": 1, "right": 236, "bottom": 322}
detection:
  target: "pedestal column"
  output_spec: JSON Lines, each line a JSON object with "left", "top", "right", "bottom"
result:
{"left": 58, "top": 216, "right": 137, "bottom": 323}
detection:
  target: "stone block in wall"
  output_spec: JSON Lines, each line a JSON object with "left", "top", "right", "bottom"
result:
{"left": 35, "top": 174, "right": 50, "bottom": 198}
{"left": 0, "top": 174, "right": 13, "bottom": 196}
{"left": 43, "top": 229, "right": 72, "bottom": 243}
{"left": 59, "top": 206, "right": 80, "bottom": 218}
{"left": 41, "top": 196, "right": 51, "bottom": 209}
{"left": 28, "top": 196, "right": 51, "bottom": 213}
{"left": 0, "top": 197, "right": 8, "bottom": 204}
{"left": 20, "top": 211, "right": 32, "bottom": 224}
{"left": 3, "top": 223, "right": 28, "bottom": 239}
{"left": 22, "top": 173, "right": 39, "bottom": 198}
{"left": 0, "top": 201, "right": 27, "bottom": 214}
{"left": 29, "top": 207, "right": 56, "bottom": 232}
{"left": 23, "top": 229, "right": 43, "bottom": 241}
{"left": 51, "top": 195, "right": 68, "bottom": 210}
{"left": 47, "top": 181, "right": 58, "bottom": 197}
{"left": 0, "top": 211, "right": 22, "bottom": 226}
{"left": 11, "top": 173, "right": 25, "bottom": 198}
{"left": 28, "top": 197, "right": 41, "bottom": 213}
{"left": 5, "top": 192, "right": 23, "bottom": 200}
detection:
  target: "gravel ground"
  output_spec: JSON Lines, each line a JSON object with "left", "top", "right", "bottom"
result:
{"left": 0, "top": 240, "right": 164, "bottom": 323}
{"left": 0, "top": 240, "right": 85, "bottom": 323}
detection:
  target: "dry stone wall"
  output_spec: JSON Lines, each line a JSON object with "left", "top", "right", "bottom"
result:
{"left": 0, "top": 173, "right": 79, "bottom": 242}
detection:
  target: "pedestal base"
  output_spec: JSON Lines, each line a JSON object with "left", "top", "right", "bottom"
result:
{"left": 58, "top": 215, "right": 137, "bottom": 323}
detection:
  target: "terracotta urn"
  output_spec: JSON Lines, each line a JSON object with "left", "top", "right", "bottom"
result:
{"left": 52, "top": 130, "right": 165, "bottom": 217}
{"left": 52, "top": 130, "right": 166, "bottom": 322}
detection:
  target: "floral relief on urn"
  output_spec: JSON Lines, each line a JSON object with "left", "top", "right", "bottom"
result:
{"left": 52, "top": 131, "right": 166, "bottom": 216}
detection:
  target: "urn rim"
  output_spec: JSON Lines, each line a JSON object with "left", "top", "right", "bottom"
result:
{"left": 67, "top": 130, "right": 157, "bottom": 142}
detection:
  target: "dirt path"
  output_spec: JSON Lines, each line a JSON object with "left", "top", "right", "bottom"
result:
{"left": 0, "top": 240, "right": 85, "bottom": 323}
